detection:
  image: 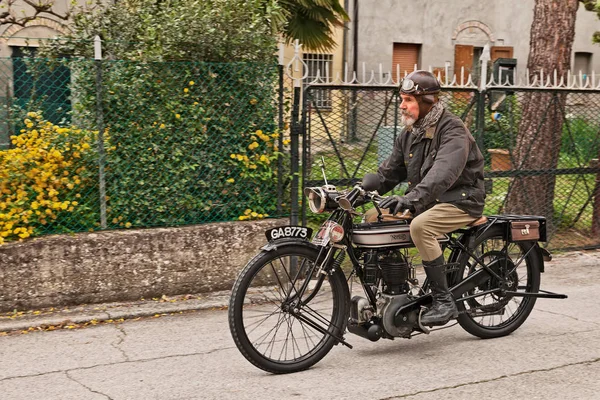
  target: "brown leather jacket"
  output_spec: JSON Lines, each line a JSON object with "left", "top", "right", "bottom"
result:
{"left": 376, "top": 108, "right": 486, "bottom": 217}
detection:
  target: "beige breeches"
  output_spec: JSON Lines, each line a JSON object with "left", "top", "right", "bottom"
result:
{"left": 365, "top": 203, "right": 477, "bottom": 261}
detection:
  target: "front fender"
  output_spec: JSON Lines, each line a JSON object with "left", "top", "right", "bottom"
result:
{"left": 261, "top": 238, "right": 321, "bottom": 253}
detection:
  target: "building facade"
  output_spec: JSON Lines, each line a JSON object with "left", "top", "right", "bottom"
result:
{"left": 344, "top": 0, "right": 600, "bottom": 83}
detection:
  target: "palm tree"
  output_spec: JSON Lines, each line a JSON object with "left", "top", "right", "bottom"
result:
{"left": 275, "top": 0, "right": 349, "bottom": 52}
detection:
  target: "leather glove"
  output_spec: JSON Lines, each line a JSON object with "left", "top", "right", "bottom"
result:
{"left": 378, "top": 195, "right": 415, "bottom": 215}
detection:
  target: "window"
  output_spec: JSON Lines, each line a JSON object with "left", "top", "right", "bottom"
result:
{"left": 574, "top": 52, "right": 592, "bottom": 78}
{"left": 303, "top": 53, "right": 333, "bottom": 108}
{"left": 393, "top": 43, "right": 420, "bottom": 81}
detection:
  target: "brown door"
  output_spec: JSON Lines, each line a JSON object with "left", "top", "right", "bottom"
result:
{"left": 393, "top": 43, "right": 420, "bottom": 82}
{"left": 454, "top": 44, "right": 473, "bottom": 82}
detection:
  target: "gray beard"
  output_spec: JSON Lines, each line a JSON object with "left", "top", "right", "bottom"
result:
{"left": 401, "top": 113, "right": 417, "bottom": 127}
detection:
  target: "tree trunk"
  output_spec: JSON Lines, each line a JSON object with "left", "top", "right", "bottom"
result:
{"left": 505, "top": 0, "right": 579, "bottom": 231}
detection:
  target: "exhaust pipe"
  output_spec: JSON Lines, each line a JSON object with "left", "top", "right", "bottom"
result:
{"left": 347, "top": 322, "right": 383, "bottom": 342}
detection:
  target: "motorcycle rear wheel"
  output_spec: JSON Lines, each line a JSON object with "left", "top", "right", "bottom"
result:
{"left": 228, "top": 245, "right": 349, "bottom": 374}
{"left": 454, "top": 225, "right": 541, "bottom": 339}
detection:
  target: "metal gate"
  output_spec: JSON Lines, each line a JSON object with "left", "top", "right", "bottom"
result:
{"left": 297, "top": 80, "right": 600, "bottom": 251}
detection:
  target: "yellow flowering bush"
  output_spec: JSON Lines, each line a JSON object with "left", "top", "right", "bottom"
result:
{"left": 228, "top": 129, "right": 289, "bottom": 220}
{"left": 0, "top": 112, "right": 98, "bottom": 244}
{"left": 237, "top": 208, "right": 269, "bottom": 221}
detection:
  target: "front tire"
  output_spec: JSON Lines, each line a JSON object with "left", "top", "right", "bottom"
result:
{"left": 228, "top": 244, "right": 349, "bottom": 374}
{"left": 453, "top": 225, "right": 541, "bottom": 339}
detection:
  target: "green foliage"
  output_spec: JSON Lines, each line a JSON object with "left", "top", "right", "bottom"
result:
{"left": 2, "top": 57, "right": 287, "bottom": 232}
{"left": 229, "top": 129, "right": 290, "bottom": 220}
{"left": 30, "top": 1, "right": 289, "bottom": 229}
{"left": 40, "top": 0, "right": 278, "bottom": 62}
{"left": 87, "top": 61, "right": 282, "bottom": 227}
{"left": 561, "top": 117, "right": 600, "bottom": 164}
{"left": 580, "top": 0, "right": 600, "bottom": 44}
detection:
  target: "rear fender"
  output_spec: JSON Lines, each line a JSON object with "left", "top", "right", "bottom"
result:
{"left": 533, "top": 243, "right": 550, "bottom": 273}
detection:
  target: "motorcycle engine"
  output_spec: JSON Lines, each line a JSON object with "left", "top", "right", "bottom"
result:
{"left": 378, "top": 250, "right": 411, "bottom": 295}
{"left": 350, "top": 249, "right": 419, "bottom": 338}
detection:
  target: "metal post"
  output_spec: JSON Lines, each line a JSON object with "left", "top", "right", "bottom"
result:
{"left": 350, "top": 90, "right": 358, "bottom": 142}
{"left": 290, "top": 82, "right": 301, "bottom": 227}
{"left": 277, "top": 43, "right": 285, "bottom": 216}
{"left": 94, "top": 36, "right": 107, "bottom": 229}
{"left": 393, "top": 89, "right": 399, "bottom": 141}
{"left": 475, "top": 92, "right": 486, "bottom": 151}
{"left": 476, "top": 44, "right": 491, "bottom": 151}
{"left": 301, "top": 86, "right": 308, "bottom": 227}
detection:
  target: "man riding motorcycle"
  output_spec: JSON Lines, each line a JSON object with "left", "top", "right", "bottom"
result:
{"left": 371, "top": 70, "right": 486, "bottom": 326}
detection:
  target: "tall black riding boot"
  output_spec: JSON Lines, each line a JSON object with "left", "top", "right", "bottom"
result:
{"left": 421, "top": 255, "right": 459, "bottom": 326}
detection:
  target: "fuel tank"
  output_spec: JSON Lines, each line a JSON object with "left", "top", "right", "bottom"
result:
{"left": 352, "top": 221, "right": 413, "bottom": 248}
{"left": 352, "top": 221, "right": 448, "bottom": 248}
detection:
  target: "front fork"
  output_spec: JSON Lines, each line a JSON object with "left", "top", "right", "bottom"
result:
{"left": 283, "top": 244, "right": 353, "bottom": 349}
{"left": 285, "top": 243, "right": 345, "bottom": 309}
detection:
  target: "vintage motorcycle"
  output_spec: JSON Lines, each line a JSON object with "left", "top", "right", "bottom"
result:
{"left": 228, "top": 168, "right": 567, "bottom": 374}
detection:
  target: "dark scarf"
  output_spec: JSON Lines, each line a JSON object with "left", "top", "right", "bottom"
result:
{"left": 408, "top": 101, "right": 444, "bottom": 139}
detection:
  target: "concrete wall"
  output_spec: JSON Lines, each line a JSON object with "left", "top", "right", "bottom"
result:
{"left": 347, "top": 0, "right": 600, "bottom": 81}
{"left": 0, "top": 219, "right": 287, "bottom": 312}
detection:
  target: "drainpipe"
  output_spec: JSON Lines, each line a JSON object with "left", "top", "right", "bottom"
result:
{"left": 352, "top": 0, "right": 359, "bottom": 76}
{"left": 350, "top": 0, "right": 359, "bottom": 141}
{"left": 342, "top": 0, "right": 349, "bottom": 71}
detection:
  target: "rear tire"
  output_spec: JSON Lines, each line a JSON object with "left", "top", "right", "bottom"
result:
{"left": 228, "top": 244, "right": 349, "bottom": 374}
{"left": 454, "top": 225, "right": 541, "bottom": 339}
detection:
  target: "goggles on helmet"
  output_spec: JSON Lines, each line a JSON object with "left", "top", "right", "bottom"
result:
{"left": 400, "top": 78, "right": 419, "bottom": 94}
{"left": 400, "top": 77, "right": 439, "bottom": 95}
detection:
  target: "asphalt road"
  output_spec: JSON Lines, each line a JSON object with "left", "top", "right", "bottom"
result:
{"left": 1, "top": 251, "right": 599, "bottom": 400}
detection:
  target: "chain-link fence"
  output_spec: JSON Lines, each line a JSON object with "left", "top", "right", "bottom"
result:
{"left": 0, "top": 57, "right": 291, "bottom": 243}
{"left": 2, "top": 54, "right": 599, "bottom": 251}
{"left": 301, "top": 85, "right": 600, "bottom": 250}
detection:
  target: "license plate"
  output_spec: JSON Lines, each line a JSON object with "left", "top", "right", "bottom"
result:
{"left": 265, "top": 226, "right": 313, "bottom": 242}
{"left": 312, "top": 220, "right": 338, "bottom": 246}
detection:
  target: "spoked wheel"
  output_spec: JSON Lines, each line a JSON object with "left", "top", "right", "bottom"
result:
{"left": 455, "top": 225, "right": 541, "bottom": 339}
{"left": 228, "top": 244, "right": 349, "bottom": 374}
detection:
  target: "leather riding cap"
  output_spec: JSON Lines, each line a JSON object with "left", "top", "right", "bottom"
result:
{"left": 400, "top": 70, "right": 441, "bottom": 96}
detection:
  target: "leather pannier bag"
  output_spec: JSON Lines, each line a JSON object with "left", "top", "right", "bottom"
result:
{"left": 509, "top": 220, "right": 540, "bottom": 242}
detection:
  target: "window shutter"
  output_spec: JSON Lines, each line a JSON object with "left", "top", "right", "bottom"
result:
{"left": 454, "top": 44, "right": 473, "bottom": 81}
{"left": 393, "top": 43, "right": 420, "bottom": 81}
{"left": 490, "top": 46, "right": 514, "bottom": 62}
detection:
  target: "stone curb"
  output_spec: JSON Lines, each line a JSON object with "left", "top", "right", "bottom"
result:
{"left": 1, "top": 250, "right": 598, "bottom": 333}
{"left": 0, "top": 291, "right": 232, "bottom": 333}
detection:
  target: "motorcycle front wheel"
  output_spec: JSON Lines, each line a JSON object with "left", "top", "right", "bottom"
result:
{"left": 454, "top": 225, "right": 541, "bottom": 339}
{"left": 228, "top": 244, "right": 349, "bottom": 374}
